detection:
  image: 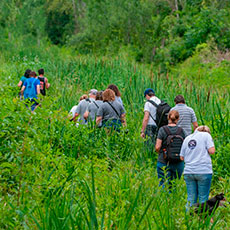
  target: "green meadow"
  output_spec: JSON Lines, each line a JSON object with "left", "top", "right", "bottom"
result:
{"left": 0, "top": 40, "right": 230, "bottom": 229}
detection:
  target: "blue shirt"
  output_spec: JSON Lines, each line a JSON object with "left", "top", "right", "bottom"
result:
{"left": 23, "top": 78, "right": 40, "bottom": 99}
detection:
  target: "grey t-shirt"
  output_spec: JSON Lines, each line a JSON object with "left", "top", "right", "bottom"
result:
{"left": 76, "top": 98, "right": 95, "bottom": 124}
{"left": 97, "top": 101, "right": 125, "bottom": 121}
{"left": 157, "top": 125, "right": 186, "bottom": 164}
{"left": 88, "top": 100, "right": 103, "bottom": 121}
{"left": 170, "top": 104, "right": 197, "bottom": 137}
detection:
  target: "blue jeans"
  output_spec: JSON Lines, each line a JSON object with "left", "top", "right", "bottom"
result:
{"left": 102, "top": 119, "right": 122, "bottom": 131}
{"left": 184, "top": 174, "right": 212, "bottom": 208}
{"left": 157, "top": 161, "right": 184, "bottom": 187}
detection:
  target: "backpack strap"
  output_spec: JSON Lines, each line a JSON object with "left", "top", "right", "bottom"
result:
{"left": 146, "top": 100, "right": 159, "bottom": 123}
{"left": 106, "top": 101, "right": 120, "bottom": 118}
{"left": 147, "top": 100, "right": 159, "bottom": 108}
{"left": 163, "top": 126, "right": 171, "bottom": 136}
{"left": 32, "top": 78, "right": 37, "bottom": 85}
{"left": 175, "top": 127, "right": 182, "bottom": 135}
{"left": 93, "top": 101, "right": 99, "bottom": 109}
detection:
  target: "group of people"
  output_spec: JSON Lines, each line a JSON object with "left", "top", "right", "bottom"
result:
{"left": 17, "top": 68, "right": 50, "bottom": 111}
{"left": 69, "top": 84, "right": 126, "bottom": 130}
{"left": 18, "top": 70, "right": 215, "bottom": 210}
{"left": 70, "top": 86, "right": 215, "bottom": 209}
{"left": 141, "top": 88, "right": 215, "bottom": 209}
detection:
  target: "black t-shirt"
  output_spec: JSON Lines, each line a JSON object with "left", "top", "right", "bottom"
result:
{"left": 157, "top": 125, "right": 186, "bottom": 164}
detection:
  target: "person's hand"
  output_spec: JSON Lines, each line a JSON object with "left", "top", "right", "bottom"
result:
{"left": 140, "top": 132, "right": 145, "bottom": 138}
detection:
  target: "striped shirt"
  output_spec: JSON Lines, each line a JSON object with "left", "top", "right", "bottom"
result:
{"left": 170, "top": 104, "right": 197, "bottom": 137}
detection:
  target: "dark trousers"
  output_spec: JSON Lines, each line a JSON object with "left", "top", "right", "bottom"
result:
{"left": 144, "top": 125, "right": 157, "bottom": 155}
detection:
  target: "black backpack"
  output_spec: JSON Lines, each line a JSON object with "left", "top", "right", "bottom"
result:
{"left": 38, "top": 76, "right": 46, "bottom": 96}
{"left": 147, "top": 100, "right": 171, "bottom": 128}
{"left": 162, "top": 126, "right": 184, "bottom": 163}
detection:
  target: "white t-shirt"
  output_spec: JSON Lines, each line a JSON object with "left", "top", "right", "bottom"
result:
{"left": 144, "top": 96, "right": 161, "bottom": 126}
{"left": 69, "top": 105, "right": 78, "bottom": 118}
{"left": 180, "top": 130, "right": 214, "bottom": 174}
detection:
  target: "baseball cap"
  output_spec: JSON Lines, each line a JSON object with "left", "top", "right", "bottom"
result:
{"left": 144, "top": 88, "right": 155, "bottom": 97}
{"left": 89, "top": 89, "right": 98, "bottom": 95}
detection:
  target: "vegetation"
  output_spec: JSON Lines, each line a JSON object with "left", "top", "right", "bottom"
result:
{"left": 1, "top": 0, "right": 230, "bottom": 228}
{"left": 0, "top": 40, "right": 230, "bottom": 229}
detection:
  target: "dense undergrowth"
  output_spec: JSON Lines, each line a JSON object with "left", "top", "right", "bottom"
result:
{"left": 0, "top": 42, "right": 230, "bottom": 229}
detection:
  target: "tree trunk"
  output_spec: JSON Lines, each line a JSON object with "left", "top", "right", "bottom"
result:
{"left": 72, "top": 0, "right": 79, "bottom": 34}
{"left": 175, "top": 0, "right": 179, "bottom": 18}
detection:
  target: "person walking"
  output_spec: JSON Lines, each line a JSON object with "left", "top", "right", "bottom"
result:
{"left": 69, "top": 94, "right": 88, "bottom": 120}
{"left": 155, "top": 110, "right": 186, "bottom": 187}
{"left": 140, "top": 88, "right": 161, "bottom": 152}
{"left": 84, "top": 91, "right": 103, "bottom": 123}
{"left": 180, "top": 125, "right": 215, "bottom": 209}
{"left": 96, "top": 89, "right": 126, "bottom": 131}
{"left": 171, "top": 95, "right": 198, "bottom": 137}
{"left": 37, "top": 69, "right": 50, "bottom": 96}
{"left": 107, "top": 84, "right": 123, "bottom": 106}
{"left": 17, "top": 69, "right": 31, "bottom": 88}
{"left": 73, "top": 89, "right": 97, "bottom": 124}
{"left": 21, "top": 71, "right": 40, "bottom": 111}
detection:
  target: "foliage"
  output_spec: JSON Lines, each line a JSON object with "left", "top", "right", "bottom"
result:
{"left": 1, "top": 0, "right": 230, "bottom": 67}
{"left": 0, "top": 41, "right": 230, "bottom": 228}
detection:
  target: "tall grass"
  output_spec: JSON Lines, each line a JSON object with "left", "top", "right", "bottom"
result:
{"left": 0, "top": 44, "right": 230, "bottom": 229}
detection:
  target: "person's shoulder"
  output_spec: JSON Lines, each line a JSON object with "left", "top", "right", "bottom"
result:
{"left": 170, "top": 106, "right": 176, "bottom": 111}
{"left": 35, "top": 78, "right": 40, "bottom": 84}
{"left": 185, "top": 104, "right": 195, "bottom": 112}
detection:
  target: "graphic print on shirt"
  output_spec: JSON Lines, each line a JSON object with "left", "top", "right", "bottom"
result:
{"left": 188, "top": 139, "right": 197, "bottom": 150}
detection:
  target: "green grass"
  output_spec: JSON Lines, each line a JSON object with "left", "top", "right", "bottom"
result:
{"left": 0, "top": 42, "right": 230, "bottom": 229}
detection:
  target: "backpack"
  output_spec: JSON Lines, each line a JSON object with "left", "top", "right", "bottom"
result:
{"left": 24, "top": 78, "right": 37, "bottom": 99}
{"left": 38, "top": 76, "right": 46, "bottom": 96}
{"left": 162, "top": 126, "right": 184, "bottom": 163}
{"left": 147, "top": 100, "right": 171, "bottom": 128}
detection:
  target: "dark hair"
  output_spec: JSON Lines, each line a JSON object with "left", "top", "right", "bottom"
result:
{"left": 107, "top": 84, "right": 121, "bottom": 97}
{"left": 38, "top": 68, "right": 44, "bottom": 75}
{"left": 96, "top": 91, "right": 103, "bottom": 100}
{"left": 24, "top": 69, "right": 31, "bottom": 78}
{"left": 174, "top": 95, "right": 185, "bottom": 104}
{"left": 147, "top": 92, "right": 155, "bottom": 97}
{"left": 168, "top": 110, "right": 179, "bottom": 124}
{"left": 29, "top": 71, "right": 37, "bottom": 77}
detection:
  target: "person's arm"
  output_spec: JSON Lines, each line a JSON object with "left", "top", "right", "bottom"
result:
{"left": 84, "top": 111, "right": 89, "bottom": 120}
{"left": 208, "top": 147, "right": 215, "bottom": 155}
{"left": 36, "top": 85, "right": 40, "bottom": 95}
{"left": 73, "top": 113, "right": 80, "bottom": 121}
{"left": 141, "top": 111, "right": 150, "bottom": 138}
{"left": 96, "top": 116, "right": 102, "bottom": 125}
{"left": 18, "top": 81, "right": 23, "bottom": 87}
{"left": 155, "top": 138, "right": 162, "bottom": 153}
{"left": 121, "top": 113, "right": 126, "bottom": 126}
{"left": 45, "top": 78, "right": 50, "bottom": 89}
{"left": 192, "top": 121, "right": 198, "bottom": 131}
{"left": 179, "top": 141, "right": 186, "bottom": 161}
{"left": 21, "top": 85, "right": 25, "bottom": 96}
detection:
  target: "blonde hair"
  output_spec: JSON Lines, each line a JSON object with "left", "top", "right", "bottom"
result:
{"left": 197, "top": 125, "right": 211, "bottom": 134}
{"left": 102, "top": 89, "right": 115, "bottom": 102}
{"left": 80, "top": 94, "right": 88, "bottom": 101}
{"left": 168, "top": 110, "right": 179, "bottom": 124}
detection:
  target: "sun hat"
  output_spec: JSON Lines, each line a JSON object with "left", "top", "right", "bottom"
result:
{"left": 144, "top": 88, "right": 155, "bottom": 97}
